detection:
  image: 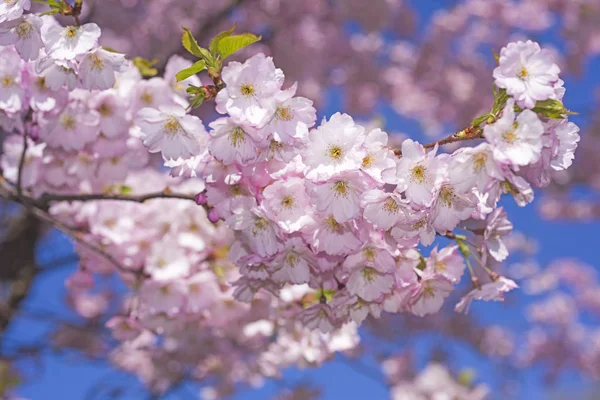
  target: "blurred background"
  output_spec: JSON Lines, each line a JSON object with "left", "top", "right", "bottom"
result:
{"left": 1, "top": 0, "right": 600, "bottom": 399}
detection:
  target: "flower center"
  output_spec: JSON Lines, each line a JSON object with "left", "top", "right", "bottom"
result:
{"left": 1, "top": 75, "right": 14, "bottom": 87}
{"left": 439, "top": 186, "right": 455, "bottom": 207}
{"left": 252, "top": 217, "right": 268, "bottom": 235}
{"left": 140, "top": 91, "right": 153, "bottom": 105}
{"left": 276, "top": 106, "right": 293, "bottom": 121}
{"left": 472, "top": 152, "right": 487, "bottom": 172}
{"left": 229, "top": 127, "right": 246, "bottom": 147}
{"left": 435, "top": 262, "right": 446, "bottom": 272}
{"left": 230, "top": 184, "right": 243, "bottom": 196}
{"left": 60, "top": 114, "right": 76, "bottom": 130}
{"left": 98, "top": 102, "right": 113, "bottom": 117}
{"left": 333, "top": 180, "right": 349, "bottom": 198}
{"left": 517, "top": 66, "right": 529, "bottom": 80}
{"left": 287, "top": 252, "right": 298, "bottom": 267}
{"left": 16, "top": 21, "right": 33, "bottom": 39}
{"left": 240, "top": 84, "right": 255, "bottom": 96}
{"left": 423, "top": 284, "right": 435, "bottom": 298}
{"left": 36, "top": 77, "right": 47, "bottom": 89}
{"left": 410, "top": 164, "right": 426, "bottom": 183}
{"left": 163, "top": 116, "right": 182, "bottom": 137}
{"left": 90, "top": 54, "right": 104, "bottom": 71}
{"left": 382, "top": 197, "right": 400, "bottom": 214}
{"left": 269, "top": 139, "right": 283, "bottom": 153}
{"left": 361, "top": 267, "right": 376, "bottom": 283}
{"left": 281, "top": 195, "right": 294, "bottom": 208}
{"left": 502, "top": 122, "right": 520, "bottom": 143}
{"left": 362, "top": 154, "right": 374, "bottom": 167}
{"left": 363, "top": 247, "right": 376, "bottom": 262}
{"left": 325, "top": 216, "right": 342, "bottom": 233}
{"left": 327, "top": 145, "right": 343, "bottom": 161}
{"left": 412, "top": 217, "right": 427, "bottom": 230}
{"left": 65, "top": 26, "right": 79, "bottom": 38}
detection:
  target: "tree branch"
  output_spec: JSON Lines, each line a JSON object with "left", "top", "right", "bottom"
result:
{"left": 37, "top": 191, "right": 197, "bottom": 207}
{"left": 393, "top": 125, "right": 484, "bottom": 156}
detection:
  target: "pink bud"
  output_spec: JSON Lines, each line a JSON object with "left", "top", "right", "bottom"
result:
{"left": 208, "top": 208, "right": 220, "bottom": 223}
{"left": 195, "top": 192, "right": 207, "bottom": 205}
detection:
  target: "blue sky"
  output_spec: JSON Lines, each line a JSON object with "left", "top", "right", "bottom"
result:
{"left": 9, "top": 2, "right": 600, "bottom": 399}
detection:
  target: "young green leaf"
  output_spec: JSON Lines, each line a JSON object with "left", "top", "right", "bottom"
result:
{"left": 132, "top": 57, "right": 159, "bottom": 77}
{"left": 216, "top": 33, "right": 262, "bottom": 60}
{"left": 181, "top": 27, "right": 212, "bottom": 61}
{"left": 209, "top": 24, "right": 237, "bottom": 55}
{"left": 175, "top": 60, "right": 207, "bottom": 82}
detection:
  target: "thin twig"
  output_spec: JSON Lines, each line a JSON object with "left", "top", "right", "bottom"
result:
{"left": 37, "top": 191, "right": 196, "bottom": 206}
{"left": 393, "top": 125, "right": 484, "bottom": 156}
{"left": 0, "top": 180, "right": 136, "bottom": 276}
{"left": 16, "top": 133, "right": 28, "bottom": 196}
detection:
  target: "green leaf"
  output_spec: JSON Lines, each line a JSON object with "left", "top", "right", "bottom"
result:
{"left": 531, "top": 99, "right": 576, "bottom": 119}
{"left": 101, "top": 46, "right": 123, "bottom": 54}
{"left": 132, "top": 57, "right": 159, "bottom": 77}
{"left": 188, "top": 93, "right": 206, "bottom": 109}
{"left": 40, "top": 9, "right": 60, "bottom": 15}
{"left": 492, "top": 49, "right": 500, "bottom": 64}
{"left": 209, "top": 24, "right": 237, "bottom": 55}
{"left": 182, "top": 27, "right": 212, "bottom": 60}
{"left": 216, "top": 33, "right": 262, "bottom": 59}
{"left": 471, "top": 113, "right": 491, "bottom": 128}
{"left": 118, "top": 185, "right": 132, "bottom": 195}
{"left": 175, "top": 60, "right": 207, "bottom": 82}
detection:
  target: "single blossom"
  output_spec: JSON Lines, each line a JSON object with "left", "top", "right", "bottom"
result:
{"left": 493, "top": 40, "right": 560, "bottom": 109}
{"left": 0, "top": 13, "right": 43, "bottom": 60}
{"left": 135, "top": 104, "right": 206, "bottom": 160}
{"left": 485, "top": 99, "right": 545, "bottom": 167}
{"left": 455, "top": 277, "right": 518, "bottom": 313}
{"left": 43, "top": 23, "right": 101, "bottom": 61}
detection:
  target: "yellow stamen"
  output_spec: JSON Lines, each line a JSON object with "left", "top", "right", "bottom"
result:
{"left": 229, "top": 127, "right": 246, "bottom": 147}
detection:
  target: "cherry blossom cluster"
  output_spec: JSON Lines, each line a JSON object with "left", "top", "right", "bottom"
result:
{"left": 382, "top": 358, "right": 489, "bottom": 400}
{"left": 131, "top": 39, "right": 579, "bottom": 333}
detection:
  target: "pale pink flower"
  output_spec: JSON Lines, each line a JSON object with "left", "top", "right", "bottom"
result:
{"left": 493, "top": 40, "right": 560, "bottom": 109}
{"left": 455, "top": 277, "right": 518, "bottom": 313}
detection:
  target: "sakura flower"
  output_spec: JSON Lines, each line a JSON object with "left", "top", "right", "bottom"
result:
{"left": 0, "top": 0, "right": 30, "bottom": 23}
{"left": 483, "top": 207, "right": 513, "bottom": 262}
{"left": 486, "top": 100, "right": 545, "bottom": 167}
{"left": 307, "top": 216, "right": 361, "bottom": 256}
{"left": 493, "top": 40, "right": 560, "bottom": 109}
{"left": 410, "top": 273, "right": 454, "bottom": 317}
{"left": 185, "top": 272, "right": 219, "bottom": 313}
{"left": 361, "top": 189, "right": 407, "bottom": 230}
{"left": 448, "top": 143, "right": 504, "bottom": 192}
{"left": 34, "top": 57, "right": 77, "bottom": 91}
{"left": 386, "top": 139, "right": 443, "bottom": 207}
{"left": 346, "top": 266, "right": 393, "bottom": 301}
{"left": 106, "top": 316, "right": 142, "bottom": 342}
{"left": 391, "top": 209, "right": 436, "bottom": 246}
{"left": 271, "top": 237, "right": 314, "bottom": 284}
{"left": 135, "top": 104, "right": 206, "bottom": 160}
{"left": 0, "top": 13, "right": 42, "bottom": 60}
{"left": 360, "top": 128, "right": 397, "bottom": 183}
{"left": 208, "top": 117, "right": 257, "bottom": 165}
{"left": 426, "top": 246, "right": 465, "bottom": 283}
{"left": 303, "top": 112, "right": 366, "bottom": 181}
{"left": 88, "top": 90, "right": 128, "bottom": 138}
{"left": 39, "top": 101, "right": 100, "bottom": 151}
{"left": 455, "top": 277, "right": 518, "bottom": 313}
{"left": 216, "top": 53, "right": 284, "bottom": 126}
{"left": 139, "top": 280, "right": 187, "bottom": 315}
{"left": 343, "top": 244, "right": 396, "bottom": 274}
{"left": 43, "top": 23, "right": 101, "bottom": 61}
{"left": 227, "top": 197, "right": 280, "bottom": 258}
{"left": 144, "top": 242, "right": 191, "bottom": 281}
{"left": 299, "top": 304, "right": 336, "bottom": 333}
{"left": 79, "top": 48, "right": 127, "bottom": 90}
{"left": 0, "top": 47, "right": 25, "bottom": 113}
{"left": 307, "top": 171, "right": 366, "bottom": 223}
{"left": 27, "top": 74, "right": 68, "bottom": 111}
{"left": 261, "top": 177, "right": 313, "bottom": 232}
{"left": 550, "top": 119, "right": 580, "bottom": 171}
{"left": 0, "top": 135, "right": 44, "bottom": 189}
{"left": 431, "top": 183, "right": 474, "bottom": 233}
{"left": 265, "top": 82, "right": 316, "bottom": 143}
